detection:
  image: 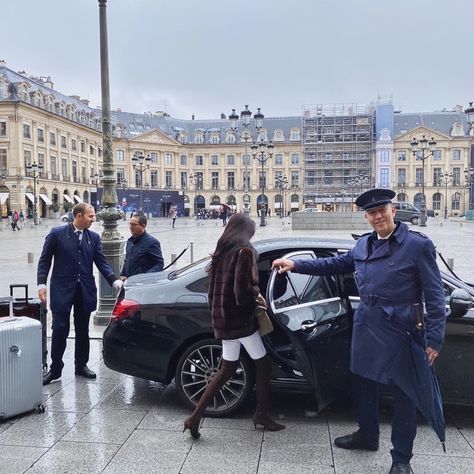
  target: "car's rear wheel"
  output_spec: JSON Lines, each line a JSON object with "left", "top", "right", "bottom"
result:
{"left": 175, "top": 338, "right": 254, "bottom": 417}
{"left": 411, "top": 217, "right": 419, "bottom": 225}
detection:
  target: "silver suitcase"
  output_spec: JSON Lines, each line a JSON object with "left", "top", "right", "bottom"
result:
{"left": 0, "top": 315, "right": 45, "bottom": 419}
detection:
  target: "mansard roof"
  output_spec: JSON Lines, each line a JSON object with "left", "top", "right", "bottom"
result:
{"left": 393, "top": 111, "right": 469, "bottom": 138}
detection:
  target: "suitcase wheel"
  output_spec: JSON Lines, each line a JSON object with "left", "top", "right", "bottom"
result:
{"left": 37, "top": 404, "right": 45, "bottom": 414}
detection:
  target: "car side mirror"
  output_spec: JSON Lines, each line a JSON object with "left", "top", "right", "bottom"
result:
{"left": 449, "top": 288, "right": 473, "bottom": 319}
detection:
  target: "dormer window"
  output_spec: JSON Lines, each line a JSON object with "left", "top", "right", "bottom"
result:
{"left": 290, "top": 128, "right": 300, "bottom": 140}
{"left": 225, "top": 131, "right": 236, "bottom": 144}
{"left": 194, "top": 131, "right": 204, "bottom": 144}
{"left": 210, "top": 132, "right": 220, "bottom": 144}
{"left": 179, "top": 132, "right": 188, "bottom": 144}
{"left": 273, "top": 129, "right": 285, "bottom": 141}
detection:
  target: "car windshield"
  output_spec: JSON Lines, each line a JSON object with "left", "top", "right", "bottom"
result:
{"left": 168, "top": 257, "right": 210, "bottom": 280}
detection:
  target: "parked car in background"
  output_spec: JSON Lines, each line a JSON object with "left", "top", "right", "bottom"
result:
{"left": 103, "top": 238, "right": 474, "bottom": 417}
{"left": 302, "top": 207, "right": 320, "bottom": 213}
{"left": 393, "top": 201, "right": 421, "bottom": 224}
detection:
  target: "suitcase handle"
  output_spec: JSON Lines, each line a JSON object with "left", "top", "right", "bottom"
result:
{"left": 10, "top": 284, "right": 28, "bottom": 301}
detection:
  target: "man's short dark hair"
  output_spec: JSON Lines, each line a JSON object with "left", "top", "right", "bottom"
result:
{"left": 73, "top": 202, "right": 91, "bottom": 217}
{"left": 132, "top": 213, "right": 147, "bottom": 226}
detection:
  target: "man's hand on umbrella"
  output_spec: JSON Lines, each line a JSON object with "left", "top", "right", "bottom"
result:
{"left": 426, "top": 347, "right": 439, "bottom": 366}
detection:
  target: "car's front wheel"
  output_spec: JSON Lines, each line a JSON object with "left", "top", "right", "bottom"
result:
{"left": 411, "top": 217, "right": 419, "bottom": 225}
{"left": 175, "top": 338, "right": 255, "bottom": 417}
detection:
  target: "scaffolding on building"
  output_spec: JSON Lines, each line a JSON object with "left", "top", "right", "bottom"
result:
{"left": 302, "top": 103, "right": 376, "bottom": 209}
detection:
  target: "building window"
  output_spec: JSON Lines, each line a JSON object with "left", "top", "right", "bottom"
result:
{"left": 49, "top": 131, "right": 56, "bottom": 146}
{"left": 180, "top": 171, "right": 187, "bottom": 189}
{"left": 0, "top": 149, "right": 7, "bottom": 172}
{"left": 379, "top": 168, "right": 389, "bottom": 187}
{"left": 433, "top": 168, "right": 442, "bottom": 186}
{"left": 195, "top": 155, "right": 204, "bottom": 166}
{"left": 0, "top": 121, "right": 5, "bottom": 137}
{"left": 211, "top": 155, "right": 219, "bottom": 166}
{"left": 37, "top": 152, "right": 45, "bottom": 169}
{"left": 24, "top": 150, "right": 32, "bottom": 168}
{"left": 274, "top": 154, "right": 283, "bottom": 165}
{"left": 23, "top": 123, "right": 31, "bottom": 139}
{"left": 433, "top": 150, "right": 442, "bottom": 161}
{"left": 71, "top": 138, "right": 77, "bottom": 151}
{"left": 291, "top": 171, "right": 299, "bottom": 188}
{"left": 61, "top": 135, "right": 67, "bottom": 148}
{"left": 243, "top": 171, "right": 250, "bottom": 190}
{"left": 452, "top": 167, "right": 461, "bottom": 186}
{"left": 194, "top": 131, "right": 204, "bottom": 144}
{"left": 225, "top": 131, "right": 236, "bottom": 144}
{"left": 164, "top": 153, "right": 173, "bottom": 165}
{"left": 210, "top": 133, "right": 220, "bottom": 144}
{"left": 81, "top": 141, "right": 85, "bottom": 153}
{"left": 397, "top": 168, "right": 406, "bottom": 186}
{"left": 380, "top": 150, "right": 390, "bottom": 162}
{"left": 165, "top": 170, "right": 172, "bottom": 188}
{"left": 62, "top": 158, "right": 68, "bottom": 179}
{"left": 452, "top": 192, "right": 461, "bottom": 210}
{"left": 211, "top": 171, "right": 219, "bottom": 190}
{"left": 290, "top": 129, "right": 300, "bottom": 140}
{"left": 227, "top": 154, "right": 235, "bottom": 166}
{"left": 452, "top": 149, "right": 461, "bottom": 161}
{"left": 72, "top": 161, "right": 78, "bottom": 181}
{"left": 180, "top": 154, "right": 188, "bottom": 165}
{"left": 50, "top": 156, "right": 57, "bottom": 176}
{"left": 415, "top": 168, "right": 423, "bottom": 186}
{"left": 291, "top": 154, "right": 299, "bottom": 165}
{"left": 242, "top": 154, "right": 251, "bottom": 166}
{"left": 37, "top": 128, "right": 45, "bottom": 142}
{"left": 150, "top": 170, "right": 158, "bottom": 188}
{"left": 116, "top": 150, "right": 124, "bottom": 161}
{"left": 149, "top": 152, "right": 158, "bottom": 163}
{"left": 259, "top": 170, "right": 267, "bottom": 189}
{"left": 116, "top": 167, "right": 125, "bottom": 184}
{"left": 98, "top": 147, "right": 102, "bottom": 158}
{"left": 227, "top": 172, "right": 235, "bottom": 190}
{"left": 433, "top": 193, "right": 442, "bottom": 210}
{"left": 397, "top": 151, "right": 406, "bottom": 162}
{"left": 89, "top": 144, "right": 95, "bottom": 156}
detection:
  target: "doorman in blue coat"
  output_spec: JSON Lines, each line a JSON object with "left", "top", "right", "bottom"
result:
{"left": 38, "top": 203, "right": 123, "bottom": 385}
{"left": 272, "top": 188, "right": 446, "bottom": 474}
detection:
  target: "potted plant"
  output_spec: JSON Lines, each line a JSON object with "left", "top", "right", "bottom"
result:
{"left": 49, "top": 202, "right": 60, "bottom": 218}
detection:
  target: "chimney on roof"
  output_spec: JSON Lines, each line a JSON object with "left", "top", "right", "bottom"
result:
{"left": 116, "top": 107, "right": 122, "bottom": 112}
{"left": 154, "top": 110, "right": 165, "bottom": 117}
{"left": 80, "top": 98, "right": 90, "bottom": 106}
{"left": 192, "top": 114, "right": 195, "bottom": 120}
{"left": 44, "top": 76, "right": 54, "bottom": 89}
{"left": 220, "top": 113, "right": 226, "bottom": 119}
{"left": 0, "top": 59, "right": 6, "bottom": 67}
{"left": 70, "top": 95, "right": 81, "bottom": 101}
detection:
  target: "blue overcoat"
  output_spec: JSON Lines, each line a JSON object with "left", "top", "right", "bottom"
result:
{"left": 120, "top": 232, "right": 164, "bottom": 278}
{"left": 293, "top": 222, "right": 446, "bottom": 384}
{"left": 37, "top": 224, "right": 117, "bottom": 314}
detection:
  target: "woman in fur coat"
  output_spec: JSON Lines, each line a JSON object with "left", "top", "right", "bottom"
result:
{"left": 183, "top": 213, "right": 285, "bottom": 438}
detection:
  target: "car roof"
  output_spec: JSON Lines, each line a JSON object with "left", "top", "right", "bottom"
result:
{"left": 253, "top": 237, "right": 355, "bottom": 254}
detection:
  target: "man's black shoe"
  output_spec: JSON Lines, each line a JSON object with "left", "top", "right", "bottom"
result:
{"left": 43, "top": 370, "right": 61, "bottom": 386}
{"left": 389, "top": 462, "right": 412, "bottom": 474}
{"left": 75, "top": 366, "right": 96, "bottom": 379}
{"left": 334, "top": 430, "right": 379, "bottom": 451}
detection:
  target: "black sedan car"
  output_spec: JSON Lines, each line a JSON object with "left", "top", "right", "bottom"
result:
{"left": 103, "top": 238, "right": 474, "bottom": 416}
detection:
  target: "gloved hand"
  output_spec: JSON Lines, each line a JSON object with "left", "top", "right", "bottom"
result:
{"left": 112, "top": 279, "right": 123, "bottom": 290}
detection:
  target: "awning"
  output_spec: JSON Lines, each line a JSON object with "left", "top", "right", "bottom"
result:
{"left": 0, "top": 192, "right": 9, "bottom": 204}
{"left": 184, "top": 203, "right": 191, "bottom": 209}
{"left": 25, "top": 193, "right": 35, "bottom": 204}
{"left": 63, "top": 194, "right": 74, "bottom": 203}
{"left": 291, "top": 203, "right": 300, "bottom": 208}
{"left": 73, "top": 195, "right": 83, "bottom": 203}
{"left": 209, "top": 204, "right": 221, "bottom": 209}
{"left": 39, "top": 193, "right": 52, "bottom": 205}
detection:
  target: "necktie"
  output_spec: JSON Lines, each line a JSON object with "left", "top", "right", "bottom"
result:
{"left": 76, "top": 230, "right": 83, "bottom": 243}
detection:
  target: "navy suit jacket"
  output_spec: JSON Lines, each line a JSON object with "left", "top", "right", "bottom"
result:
{"left": 37, "top": 224, "right": 117, "bottom": 314}
{"left": 120, "top": 231, "right": 164, "bottom": 278}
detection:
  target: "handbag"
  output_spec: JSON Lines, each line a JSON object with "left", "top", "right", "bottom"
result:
{"left": 255, "top": 293, "right": 273, "bottom": 336}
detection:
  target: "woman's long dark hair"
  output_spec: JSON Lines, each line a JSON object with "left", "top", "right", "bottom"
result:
{"left": 207, "top": 214, "right": 256, "bottom": 274}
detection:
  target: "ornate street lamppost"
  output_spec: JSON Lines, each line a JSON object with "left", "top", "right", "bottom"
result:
{"left": 410, "top": 135, "right": 437, "bottom": 227}
{"left": 275, "top": 175, "right": 288, "bottom": 217}
{"left": 95, "top": 0, "right": 125, "bottom": 324}
{"left": 131, "top": 152, "right": 151, "bottom": 211}
{"left": 464, "top": 167, "right": 474, "bottom": 214}
{"left": 91, "top": 172, "right": 103, "bottom": 209}
{"left": 441, "top": 171, "right": 453, "bottom": 220}
{"left": 26, "top": 161, "right": 43, "bottom": 225}
{"left": 251, "top": 138, "right": 274, "bottom": 227}
{"left": 229, "top": 105, "right": 264, "bottom": 215}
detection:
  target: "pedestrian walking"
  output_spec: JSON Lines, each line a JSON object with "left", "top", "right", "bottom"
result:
{"left": 183, "top": 213, "right": 285, "bottom": 439}
{"left": 11, "top": 209, "right": 20, "bottom": 231}
{"left": 120, "top": 214, "right": 164, "bottom": 280}
{"left": 272, "top": 188, "right": 446, "bottom": 474}
{"left": 38, "top": 203, "right": 123, "bottom": 385}
{"left": 168, "top": 206, "right": 177, "bottom": 228}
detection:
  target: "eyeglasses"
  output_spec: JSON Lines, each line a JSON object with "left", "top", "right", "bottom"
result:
{"left": 129, "top": 223, "right": 143, "bottom": 227}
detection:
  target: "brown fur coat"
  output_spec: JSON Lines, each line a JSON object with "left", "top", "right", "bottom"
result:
{"left": 208, "top": 246, "right": 259, "bottom": 340}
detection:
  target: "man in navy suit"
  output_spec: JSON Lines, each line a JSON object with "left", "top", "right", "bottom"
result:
{"left": 120, "top": 213, "right": 164, "bottom": 280}
{"left": 38, "top": 203, "right": 123, "bottom": 385}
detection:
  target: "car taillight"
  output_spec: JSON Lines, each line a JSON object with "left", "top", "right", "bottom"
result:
{"left": 111, "top": 298, "right": 141, "bottom": 322}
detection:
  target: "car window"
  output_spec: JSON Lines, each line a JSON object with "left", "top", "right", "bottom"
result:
{"left": 272, "top": 252, "right": 336, "bottom": 310}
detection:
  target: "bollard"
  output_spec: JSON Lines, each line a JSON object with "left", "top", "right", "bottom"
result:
{"left": 27, "top": 252, "right": 34, "bottom": 264}
{"left": 170, "top": 253, "right": 177, "bottom": 265}
{"left": 190, "top": 242, "right": 194, "bottom": 263}
{"left": 447, "top": 258, "right": 454, "bottom": 270}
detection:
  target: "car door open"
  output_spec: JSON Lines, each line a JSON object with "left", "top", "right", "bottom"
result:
{"left": 267, "top": 250, "right": 353, "bottom": 411}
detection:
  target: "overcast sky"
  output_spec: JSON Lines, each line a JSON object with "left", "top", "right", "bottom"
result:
{"left": 2, "top": 0, "right": 473, "bottom": 119}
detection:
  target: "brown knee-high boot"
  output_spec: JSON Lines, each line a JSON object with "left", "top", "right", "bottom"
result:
{"left": 252, "top": 354, "right": 285, "bottom": 431}
{"left": 183, "top": 359, "right": 238, "bottom": 439}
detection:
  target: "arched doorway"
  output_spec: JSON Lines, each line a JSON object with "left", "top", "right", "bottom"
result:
{"left": 397, "top": 192, "right": 407, "bottom": 202}
{"left": 38, "top": 187, "right": 50, "bottom": 218}
{"left": 195, "top": 195, "right": 206, "bottom": 217}
{"left": 0, "top": 185, "right": 10, "bottom": 218}
{"left": 24, "top": 185, "right": 34, "bottom": 218}
{"left": 226, "top": 194, "right": 236, "bottom": 213}
{"left": 257, "top": 194, "right": 268, "bottom": 216}
{"left": 290, "top": 193, "right": 300, "bottom": 214}
{"left": 414, "top": 193, "right": 423, "bottom": 210}
{"left": 184, "top": 195, "right": 191, "bottom": 217}
{"left": 83, "top": 190, "right": 90, "bottom": 204}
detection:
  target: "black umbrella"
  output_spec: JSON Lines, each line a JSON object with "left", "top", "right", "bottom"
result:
{"left": 391, "top": 331, "right": 446, "bottom": 452}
